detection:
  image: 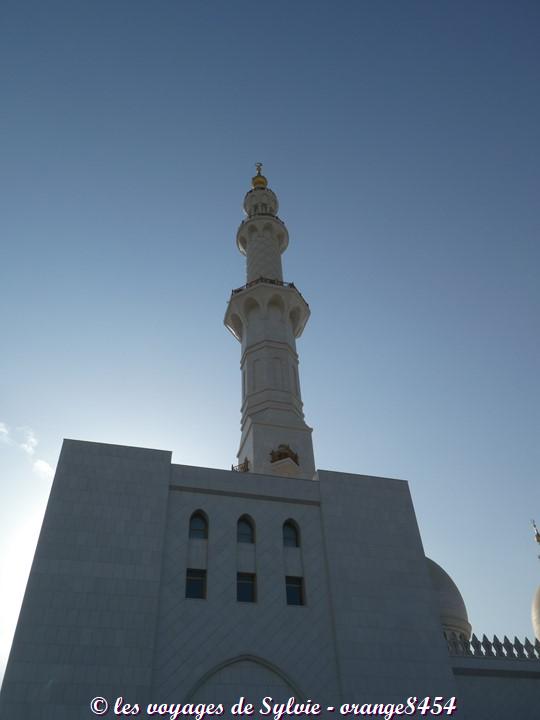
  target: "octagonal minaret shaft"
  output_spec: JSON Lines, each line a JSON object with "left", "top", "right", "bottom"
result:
{"left": 225, "top": 165, "right": 315, "bottom": 480}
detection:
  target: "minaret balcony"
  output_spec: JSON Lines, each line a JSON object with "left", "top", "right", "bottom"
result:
{"left": 231, "top": 276, "right": 306, "bottom": 300}
{"left": 224, "top": 277, "right": 310, "bottom": 342}
{"left": 236, "top": 215, "right": 289, "bottom": 255}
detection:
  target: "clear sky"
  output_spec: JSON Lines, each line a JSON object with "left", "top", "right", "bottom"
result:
{"left": 1, "top": 0, "right": 539, "bottom": 684}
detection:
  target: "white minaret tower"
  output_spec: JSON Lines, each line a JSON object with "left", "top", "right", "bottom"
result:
{"left": 225, "top": 164, "right": 316, "bottom": 479}
{"left": 531, "top": 520, "right": 540, "bottom": 641}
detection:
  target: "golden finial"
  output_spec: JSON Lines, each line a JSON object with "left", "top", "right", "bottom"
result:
{"left": 252, "top": 162, "right": 268, "bottom": 189}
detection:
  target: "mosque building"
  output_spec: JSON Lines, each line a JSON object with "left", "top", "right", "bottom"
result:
{"left": 1, "top": 167, "right": 539, "bottom": 720}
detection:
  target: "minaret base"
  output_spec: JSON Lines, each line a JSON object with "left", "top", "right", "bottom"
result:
{"left": 238, "top": 418, "right": 315, "bottom": 480}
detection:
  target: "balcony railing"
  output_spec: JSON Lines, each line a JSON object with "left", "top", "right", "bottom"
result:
{"left": 238, "top": 214, "right": 286, "bottom": 228}
{"left": 231, "top": 277, "right": 308, "bottom": 310}
{"left": 231, "top": 459, "right": 250, "bottom": 473}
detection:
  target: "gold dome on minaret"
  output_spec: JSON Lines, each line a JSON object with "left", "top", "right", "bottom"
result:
{"left": 251, "top": 162, "right": 268, "bottom": 189}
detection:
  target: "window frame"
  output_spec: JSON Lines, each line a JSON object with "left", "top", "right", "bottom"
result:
{"left": 237, "top": 515, "right": 255, "bottom": 544}
{"left": 285, "top": 575, "right": 304, "bottom": 606}
{"left": 283, "top": 520, "right": 300, "bottom": 548}
{"left": 189, "top": 511, "right": 208, "bottom": 540}
{"left": 237, "top": 572, "right": 257, "bottom": 603}
{"left": 185, "top": 568, "right": 207, "bottom": 599}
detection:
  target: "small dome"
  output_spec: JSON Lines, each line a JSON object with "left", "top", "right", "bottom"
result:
{"left": 532, "top": 586, "right": 540, "bottom": 641}
{"left": 252, "top": 162, "right": 268, "bottom": 189}
{"left": 427, "top": 558, "right": 472, "bottom": 640}
{"left": 252, "top": 173, "right": 268, "bottom": 189}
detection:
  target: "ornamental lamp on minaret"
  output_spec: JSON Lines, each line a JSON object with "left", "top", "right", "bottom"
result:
{"left": 224, "top": 164, "right": 316, "bottom": 480}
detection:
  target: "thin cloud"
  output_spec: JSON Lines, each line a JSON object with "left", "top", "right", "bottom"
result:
{"left": 1, "top": 421, "right": 54, "bottom": 481}
{"left": 0, "top": 423, "right": 38, "bottom": 455}
{"left": 16, "top": 427, "right": 37, "bottom": 456}
{"left": 32, "top": 460, "right": 54, "bottom": 481}
{"left": 0, "top": 422, "right": 11, "bottom": 444}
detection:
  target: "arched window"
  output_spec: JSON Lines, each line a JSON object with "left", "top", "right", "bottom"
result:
{"left": 237, "top": 515, "right": 255, "bottom": 544}
{"left": 283, "top": 520, "right": 300, "bottom": 548}
{"left": 189, "top": 511, "right": 208, "bottom": 540}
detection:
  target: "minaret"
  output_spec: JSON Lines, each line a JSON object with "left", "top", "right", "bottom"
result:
{"left": 531, "top": 520, "right": 540, "bottom": 641}
{"left": 225, "top": 164, "right": 316, "bottom": 479}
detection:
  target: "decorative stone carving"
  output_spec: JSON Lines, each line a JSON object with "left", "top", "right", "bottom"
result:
{"left": 270, "top": 444, "right": 299, "bottom": 465}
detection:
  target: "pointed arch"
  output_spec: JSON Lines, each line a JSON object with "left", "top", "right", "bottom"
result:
{"left": 283, "top": 519, "right": 300, "bottom": 547}
{"left": 184, "top": 654, "right": 305, "bottom": 702}
{"left": 229, "top": 313, "right": 243, "bottom": 341}
{"left": 289, "top": 306, "right": 301, "bottom": 335}
{"left": 189, "top": 510, "right": 208, "bottom": 540}
{"left": 237, "top": 514, "right": 255, "bottom": 544}
{"left": 267, "top": 293, "right": 285, "bottom": 319}
{"left": 244, "top": 296, "right": 261, "bottom": 323}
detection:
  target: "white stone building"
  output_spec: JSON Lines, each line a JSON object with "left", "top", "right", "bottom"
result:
{"left": 1, "top": 168, "right": 539, "bottom": 720}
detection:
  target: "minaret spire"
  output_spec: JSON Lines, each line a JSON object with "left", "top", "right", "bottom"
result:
{"left": 225, "top": 166, "right": 315, "bottom": 479}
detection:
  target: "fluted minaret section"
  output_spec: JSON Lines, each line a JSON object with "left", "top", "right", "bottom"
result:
{"left": 225, "top": 166, "right": 315, "bottom": 480}
{"left": 237, "top": 184, "right": 288, "bottom": 283}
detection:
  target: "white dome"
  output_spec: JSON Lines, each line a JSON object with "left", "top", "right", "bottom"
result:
{"left": 427, "top": 558, "right": 472, "bottom": 640}
{"left": 532, "top": 586, "right": 540, "bottom": 641}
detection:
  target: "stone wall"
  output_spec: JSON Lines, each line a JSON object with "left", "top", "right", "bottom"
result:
{"left": 0, "top": 440, "right": 171, "bottom": 720}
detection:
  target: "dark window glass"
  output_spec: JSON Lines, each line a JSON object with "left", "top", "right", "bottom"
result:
{"left": 237, "top": 572, "right": 256, "bottom": 603}
{"left": 189, "top": 512, "right": 208, "bottom": 539}
{"left": 285, "top": 576, "right": 304, "bottom": 605}
{"left": 237, "top": 517, "right": 255, "bottom": 543}
{"left": 283, "top": 521, "right": 299, "bottom": 547}
{"left": 186, "top": 569, "right": 206, "bottom": 599}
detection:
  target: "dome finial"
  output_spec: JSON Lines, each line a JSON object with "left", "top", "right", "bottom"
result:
{"left": 252, "top": 162, "right": 268, "bottom": 189}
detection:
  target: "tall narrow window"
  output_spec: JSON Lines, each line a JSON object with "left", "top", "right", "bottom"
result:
{"left": 283, "top": 520, "right": 300, "bottom": 547}
{"left": 186, "top": 569, "right": 206, "bottom": 599}
{"left": 237, "top": 515, "right": 255, "bottom": 543}
{"left": 237, "top": 572, "right": 256, "bottom": 602}
{"left": 285, "top": 576, "right": 304, "bottom": 606}
{"left": 189, "top": 511, "right": 208, "bottom": 539}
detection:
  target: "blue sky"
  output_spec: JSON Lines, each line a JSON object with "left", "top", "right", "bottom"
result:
{"left": 1, "top": 0, "right": 539, "bottom": 683}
